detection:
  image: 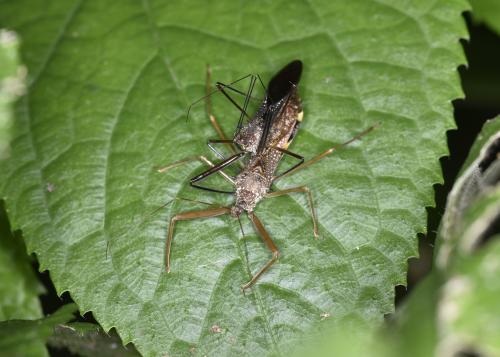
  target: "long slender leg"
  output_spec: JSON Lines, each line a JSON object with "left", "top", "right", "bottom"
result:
{"left": 207, "top": 138, "right": 246, "bottom": 171}
{"left": 270, "top": 146, "right": 304, "bottom": 179}
{"left": 206, "top": 66, "right": 238, "bottom": 156}
{"left": 157, "top": 155, "right": 234, "bottom": 185}
{"left": 219, "top": 73, "right": 256, "bottom": 134}
{"left": 265, "top": 186, "right": 318, "bottom": 238}
{"left": 215, "top": 82, "right": 252, "bottom": 121}
{"left": 242, "top": 212, "right": 280, "bottom": 291}
{"left": 166, "top": 207, "right": 232, "bottom": 272}
{"left": 145, "top": 196, "right": 215, "bottom": 222}
{"left": 190, "top": 152, "right": 246, "bottom": 193}
{"left": 214, "top": 81, "right": 263, "bottom": 102}
{"left": 207, "top": 139, "right": 235, "bottom": 160}
{"left": 273, "top": 125, "right": 378, "bottom": 182}
{"left": 187, "top": 72, "right": 255, "bottom": 121}
{"left": 106, "top": 197, "right": 216, "bottom": 260}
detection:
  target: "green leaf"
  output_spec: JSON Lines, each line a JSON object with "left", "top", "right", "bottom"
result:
{"left": 0, "top": 201, "right": 43, "bottom": 321}
{"left": 0, "top": 1, "right": 468, "bottom": 355}
{"left": 0, "top": 31, "right": 41, "bottom": 322}
{"left": 437, "top": 116, "right": 500, "bottom": 267}
{"left": 385, "top": 274, "right": 441, "bottom": 357}
{"left": 469, "top": 0, "right": 500, "bottom": 35}
{"left": 0, "top": 28, "right": 24, "bottom": 159}
{"left": 439, "top": 237, "right": 500, "bottom": 356}
{"left": 391, "top": 192, "right": 500, "bottom": 357}
{"left": 386, "top": 116, "right": 500, "bottom": 357}
{"left": 0, "top": 303, "right": 77, "bottom": 357}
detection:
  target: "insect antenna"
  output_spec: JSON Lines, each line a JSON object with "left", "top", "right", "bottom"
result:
{"left": 235, "top": 74, "right": 256, "bottom": 134}
{"left": 186, "top": 72, "right": 262, "bottom": 122}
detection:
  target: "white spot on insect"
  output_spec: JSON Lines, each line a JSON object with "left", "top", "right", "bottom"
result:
{"left": 297, "top": 111, "right": 304, "bottom": 122}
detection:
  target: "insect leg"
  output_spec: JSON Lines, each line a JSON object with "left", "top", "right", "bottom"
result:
{"left": 273, "top": 125, "right": 378, "bottom": 181}
{"left": 265, "top": 186, "right": 318, "bottom": 238}
{"left": 157, "top": 155, "right": 234, "bottom": 185}
{"left": 220, "top": 73, "right": 256, "bottom": 134}
{"left": 207, "top": 138, "right": 246, "bottom": 170}
{"left": 190, "top": 152, "right": 246, "bottom": 194}
{"left": 186, "top": 72, "right": 255, "bottom": 121}
{"left": 166, "top": 207, "right": 232, "bottom": 272}
{"left": 242, "top": 212, "right": 280, "bottom": 291}
{"left": 206, "top": 66, "right": 239, "bottom": 156}
{"left": 270, "top": 147, "right": 304, "bottom": 180}
{"left": 215, "top": 82, "right": 252, "bottom": 121}
{"left": 214, "top": 81, "right": 262, "bottom": 103}
{"left": 207, "top": 139, "right": 235, "bottom": 160}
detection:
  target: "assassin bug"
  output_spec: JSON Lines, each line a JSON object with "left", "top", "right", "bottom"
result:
{"left": 158, "top": 60, "right": 376, "bottom": 290}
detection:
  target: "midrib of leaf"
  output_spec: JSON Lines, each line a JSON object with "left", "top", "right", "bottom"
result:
{"left": 102, "top": 51, "right": 177, "bottom": 340}
{"left": 139, "top": 0, "right": 282, "bottom": 350}
{"left": 140, "top": 2, "right": 278, "bottom": 352}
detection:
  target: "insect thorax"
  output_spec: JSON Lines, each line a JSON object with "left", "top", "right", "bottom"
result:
{"left": 233, "top": 117, "right": 263, "bottom": 154}
{"left": 231, "top": 169, "right": 271, "bottom": 217}
{"left": 231, "top": 88, "right": 303, "bottom": 217}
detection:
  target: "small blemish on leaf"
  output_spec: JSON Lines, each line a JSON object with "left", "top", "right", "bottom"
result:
{"left": 210, "top": 324, "right": 223, "bottom": 333}
{"left": 320, "top": 312, "right": 330, "bottom": 320}
{"left": 46, "top": 183, "right": 55, "bottom": 192}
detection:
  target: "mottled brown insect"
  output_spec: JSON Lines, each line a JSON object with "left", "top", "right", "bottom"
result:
{"left": 159, "top": 60, "right": 375, "bottom": 290}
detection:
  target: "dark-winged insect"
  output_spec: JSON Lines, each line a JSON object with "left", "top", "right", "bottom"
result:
{"left": 158, "top": 60, "right": 376, "bottom": 290}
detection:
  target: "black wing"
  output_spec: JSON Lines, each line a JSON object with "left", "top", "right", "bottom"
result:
{"left": 257, "top": 60, "right": 302, "bottom": 153}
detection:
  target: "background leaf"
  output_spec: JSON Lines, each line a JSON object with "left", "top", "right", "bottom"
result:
{"left": 47, "top": 323, "right": 141, "bottom": 357}
{"left": 0, "top": 28, "right": 24, "bottom": 159}
{"left": 0, "top": 0, "right": 467, "bottom": 355}
{"left": 0, "top": 201, "right": 46, "bottom": 357}
{"left": 469, "top": 0, "right": 500, "bottom": 35}
{"left": 0, "top": 303, "right": 76, "bottom": 357}
{"left": 384, "top": 116, "right": 500, "bottom": 357}
{"left": 0, "top": 201, "right": 43, "bottom": 321}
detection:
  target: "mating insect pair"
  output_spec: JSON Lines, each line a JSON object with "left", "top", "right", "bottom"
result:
{"left": 158, "top": 60, "right": 376, "bottom": 290}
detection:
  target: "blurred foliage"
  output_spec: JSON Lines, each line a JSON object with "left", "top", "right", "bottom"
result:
{"left": 390, "top": 116, "right": 500, "bottom": 357}
{"left": 0, "top": 29, "right": 46, "bottom": 356}
{"left": 0, "top": 29, "right": 24, "bottom": 159}
{"left": 0, "top": 201, "right": 43, "bottom": 321}
{"left": 0, "top": 303, "right": 76, "bottom": 357}
{"left": 48, "top": 323, "right": 140, "bottom": 357}
{"left": 469, "top": 0, "right": 500, "bottom": 35}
